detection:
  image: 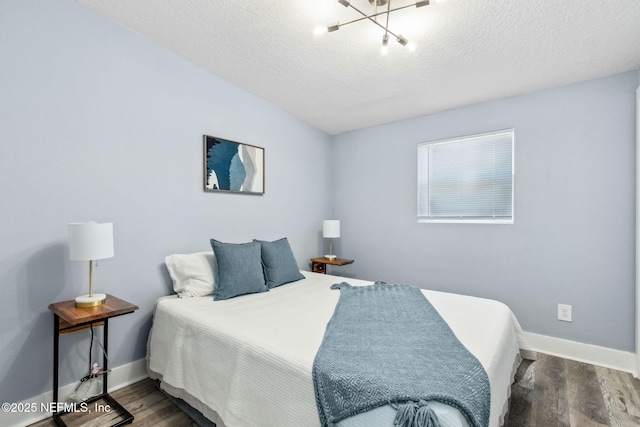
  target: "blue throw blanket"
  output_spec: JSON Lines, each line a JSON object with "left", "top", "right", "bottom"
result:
{"left": 312, "top": 282, "right": 490, "bottom": 427}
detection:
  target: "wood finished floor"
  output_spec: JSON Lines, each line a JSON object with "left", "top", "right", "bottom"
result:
{"left": 508, "top": 353, "right": 640, "bottom": 427}
{"left": 29, "top": 353, "right": 640, "bottom": 427}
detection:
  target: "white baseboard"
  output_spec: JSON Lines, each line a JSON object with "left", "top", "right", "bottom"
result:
{"left": 522, "top": 331, "right": 637, "bottom": 377}
{"left": 0, "top": 358, "right": 148, "bottom": 427}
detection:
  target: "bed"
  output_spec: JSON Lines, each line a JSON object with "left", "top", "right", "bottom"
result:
{"left": 147, "top": 263, "right": 532, "bottom": 427}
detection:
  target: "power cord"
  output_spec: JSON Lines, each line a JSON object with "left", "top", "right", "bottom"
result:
{"left": 79, "top": 324, "right": 111, "bottom": 382}
{"left": 68, "top": 325, "right": 112, "bottom": 403}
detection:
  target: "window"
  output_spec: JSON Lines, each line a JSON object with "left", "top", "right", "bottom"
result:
{"left": 417, "top": 129, "right": 514, "bottom": 224}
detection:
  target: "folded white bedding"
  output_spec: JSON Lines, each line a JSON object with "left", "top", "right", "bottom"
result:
{"left": 147, "top": 272, "right": 530, "bottom": 427}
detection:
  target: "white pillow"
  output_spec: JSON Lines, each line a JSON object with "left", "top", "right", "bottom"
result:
{"left": 165, "top": 252, "right": 217, "bottom": 297}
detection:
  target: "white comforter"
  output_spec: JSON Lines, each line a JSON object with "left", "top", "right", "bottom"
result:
{"left": 147, "top": 272, "right": 530, "bottom": 427}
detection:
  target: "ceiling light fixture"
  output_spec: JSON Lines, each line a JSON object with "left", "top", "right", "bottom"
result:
{"left": 315, "top": 0, "right": 429, "bottom": 54}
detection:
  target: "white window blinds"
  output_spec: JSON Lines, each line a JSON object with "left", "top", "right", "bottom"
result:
{"left": 417, "top": 129, "right": 514, "bottom": 223}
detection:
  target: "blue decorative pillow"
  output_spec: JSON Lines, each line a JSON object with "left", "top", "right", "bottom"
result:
{"left": 210, "top": 239, "right": 268, "bottom": 301}
{"left": 254, "top": 237, "right": 304, "bottom": 288}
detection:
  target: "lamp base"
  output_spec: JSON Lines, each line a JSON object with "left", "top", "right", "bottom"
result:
{"left": 75, "top": 293, "right": 107, "bottom": 308}
{"left": 324, "top": 254, "right": 337, "bottom": 260}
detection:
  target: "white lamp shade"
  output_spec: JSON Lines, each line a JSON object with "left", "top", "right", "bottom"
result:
{"left": 323, "top": 220, "right": 340, "bottom": 238}
{"left": 68, "top": 221, "right": 114, "bottom": 261}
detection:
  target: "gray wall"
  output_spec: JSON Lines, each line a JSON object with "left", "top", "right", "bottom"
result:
{"left": 333, "top": 71, "right": 638, "bottom": 352}
{"left": 0, "top": 0, "right": 332, "bottom": 403}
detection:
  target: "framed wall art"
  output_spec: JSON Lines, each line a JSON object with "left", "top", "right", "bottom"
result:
{"left": 203, "top": 135, "right": 265, "bottom": 195}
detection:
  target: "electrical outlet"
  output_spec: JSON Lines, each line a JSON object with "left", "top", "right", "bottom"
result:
{"left": 558, "top": 304, "right": 572, "bottom": 322}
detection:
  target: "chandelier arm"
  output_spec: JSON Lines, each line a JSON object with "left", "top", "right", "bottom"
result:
{"left": 337, "top": 15, "right": 400, "bottom": 39}
{"left": 349, "top": 2, "right": 417, "bottom": 22}
{"left": 340, "top": 4, "right": 402, "bottom": 38}
{"left": 337, "top": 14, "right": 380, "bottom": 28}
{"left": 384, "top": 0, "right": 391, "bottom": 35}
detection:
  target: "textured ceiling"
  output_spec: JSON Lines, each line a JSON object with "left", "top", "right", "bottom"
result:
{"left": 76, "top": 0, "right": 640, "bottom": 135}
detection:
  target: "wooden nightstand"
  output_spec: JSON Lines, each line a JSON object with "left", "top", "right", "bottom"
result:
{"left": 310, "top": 257, "right": 355, "bottom": 274}
{"left": 48, "top": 294, "right": 139, "bottom": 427}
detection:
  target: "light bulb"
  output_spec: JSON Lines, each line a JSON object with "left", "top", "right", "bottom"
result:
{"left": 313, "top": 25, "right": 328, "bottom": 37}
{"left": 380, "top": 33, "right": 389, "bottom": 55}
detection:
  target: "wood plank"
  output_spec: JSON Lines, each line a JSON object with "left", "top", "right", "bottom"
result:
{"left": 506, "top": 359, "right": 535, "bottom": 427}
{"left": 626, "top": 371, "right": 640, "bottom": 399}
{"left": 565, "top": 358, "right": 609, "bottom": 427}
{"left": 595, "top": 365, "right": 640, "bottom": 427}
{"left": 607, "top": 369, "right": 640, "bottom": 419}
{"left": 110, "top": 377, "right": 159, "bottom": 402}
{"left": 159, "top": 411, "right": 199, "bottom": 426}
{"left": 125, "top": 393, "right": 192, "bottom": 425}
{"left": 529, "top": 353, "right": 570, "bottom": 427}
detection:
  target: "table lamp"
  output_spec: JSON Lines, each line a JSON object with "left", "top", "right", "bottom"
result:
{"left": 69, "top": 221, "right": 114, "bottom": 307}
{"left": 323, "top": 220, "right": 340, "bottom": 260}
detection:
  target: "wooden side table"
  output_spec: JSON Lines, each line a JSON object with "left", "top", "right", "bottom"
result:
{"left": 310, "top": 257, "right": 355, "bottom": 274}
{"left": 49, "top": 294, "right": 139, "bottom": 427}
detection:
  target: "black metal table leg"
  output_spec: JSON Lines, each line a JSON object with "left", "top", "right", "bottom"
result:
{"left": 103, "top": 318, "right": 109, "bottom": 395}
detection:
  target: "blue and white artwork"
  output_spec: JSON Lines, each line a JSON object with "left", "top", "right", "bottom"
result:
{"left": 203, "top": 135, "right": 264, "bottom": 194}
